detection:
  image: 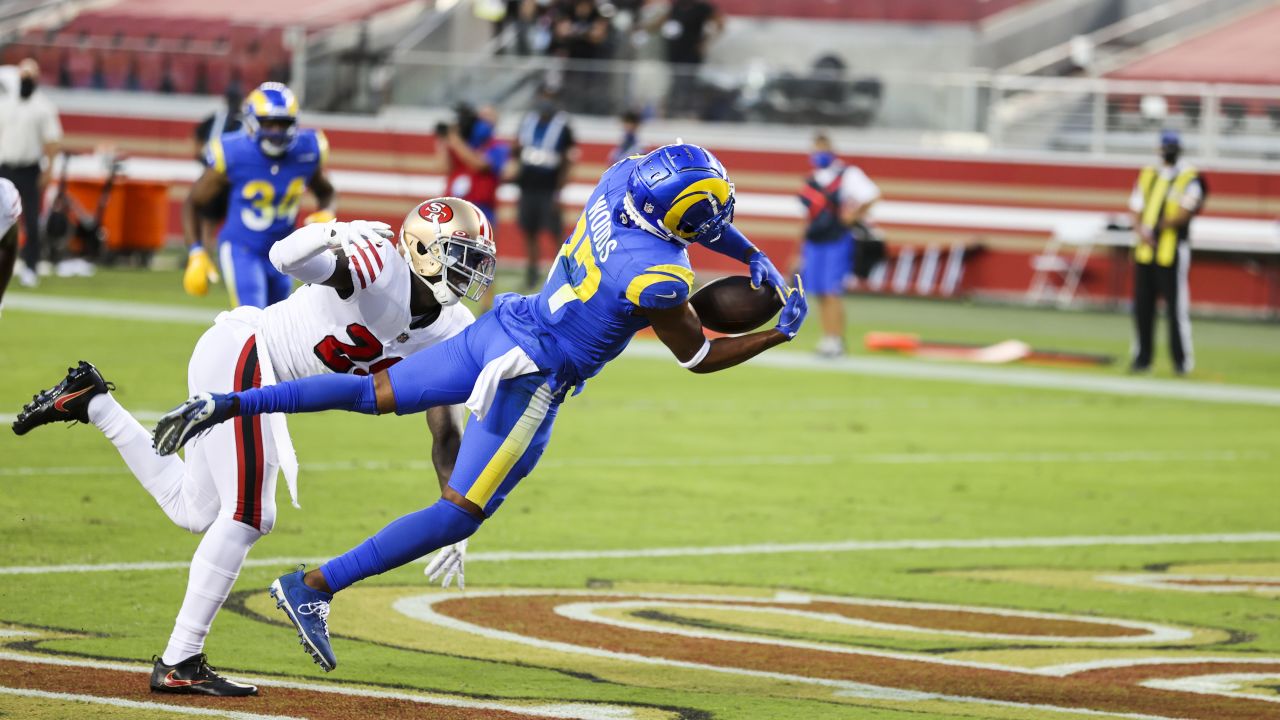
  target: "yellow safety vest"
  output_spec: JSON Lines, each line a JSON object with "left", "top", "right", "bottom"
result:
{"left": 1135, "top": 165, "right": 1199, "bottom": 267}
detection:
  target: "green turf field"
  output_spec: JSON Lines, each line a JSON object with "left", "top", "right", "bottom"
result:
{"left": 0, "top": 266, "right": 1277, "bottom": 720}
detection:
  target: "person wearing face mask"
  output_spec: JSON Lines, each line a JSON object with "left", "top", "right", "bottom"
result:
{"left": 508, "top": 88, "right": 576, "bottom": 289}
{"left": 439, "top": 104, "right": 509, "bottom": 231}
{"left": 1126, "top": 129, "right": 1205, "bottom": 376}
{"left": 797, "top": 132, "right": 880, "bottom": 358}
{"left": 0, "top": 58, "right": 62, "bottom": 288}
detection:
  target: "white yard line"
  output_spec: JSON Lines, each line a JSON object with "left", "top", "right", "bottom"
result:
{"left": 0, "top": 652, "right": 640, "bottom": 720}
{"left": 0, "top": 531, "right": 1276, "bottom": 576}
{"left": 3, "top": 448, "right": 1265, "bottom": 477}
{"left": 8, "top": 293, "right": 1280, "bottom": 406}
{"left": 0, "top": 686, "right": 303, "bottom": 720}
{"left": 4, "top": 294, "right": 217, "bottom": 324}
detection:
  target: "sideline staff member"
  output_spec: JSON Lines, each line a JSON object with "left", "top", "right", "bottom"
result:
{"left": 1128, "top": 129, "right": 1204, "bottom": 376}
{"left": 0, "top": 58, "right": 61, "bottom": 288}
{"left": 509, "top": 90, "right": 575, "bottom": 290}
{"left": 797, "top": 132, "right": 879, "bottom": 358}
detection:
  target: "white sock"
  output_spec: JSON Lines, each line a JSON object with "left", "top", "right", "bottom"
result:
{"left": 161, "top": 517, "right": 261, "bottom": 665}
{"left": 87, "top": 394, "right": 194, "bottom": 530}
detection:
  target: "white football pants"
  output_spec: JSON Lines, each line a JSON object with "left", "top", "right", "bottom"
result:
{"left": 88, "top": 309, "right": 279, "bottom": 665}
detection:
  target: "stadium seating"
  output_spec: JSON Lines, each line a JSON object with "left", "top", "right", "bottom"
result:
{"left": 2, "top": 0, "right": 410, "bottom": 95}
{"left": 1106, "top": 4, "right": 1280, "bottom": 133}
{"left": 711, "top": 0, "right": 1030, "bottom": 22}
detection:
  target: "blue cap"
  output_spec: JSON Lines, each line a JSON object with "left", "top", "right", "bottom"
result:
{"left": 1160, "top": 129, "right": 1181, "bottom": 147}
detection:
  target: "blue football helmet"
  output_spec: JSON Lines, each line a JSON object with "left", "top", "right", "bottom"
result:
{"left": 624, "top": 143, "right": 735, "bottom": 245}
{"left": 242, "top": 82, "right": 300, "bottom": 156}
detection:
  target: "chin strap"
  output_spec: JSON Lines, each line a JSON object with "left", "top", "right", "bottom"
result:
{"left": 623, "top": 192, "right": 688, "bottom": 246}
{"left": 429, "top": 280, "right": 460, "bottom": 306}
{"left": 402, "top": 245, "right": 461, "bottom": 307}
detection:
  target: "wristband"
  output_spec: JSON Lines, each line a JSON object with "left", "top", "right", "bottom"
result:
{"left": 678, "top": 339, "right": 712, "bottom": 369}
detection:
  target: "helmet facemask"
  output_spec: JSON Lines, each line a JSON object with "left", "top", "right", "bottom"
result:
{"left": 245, "top": 115, "right": 298, "bottom": 156}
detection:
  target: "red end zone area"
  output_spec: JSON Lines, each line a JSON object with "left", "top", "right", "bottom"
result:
{"left": 57, "top": 108, "right": 1280, "bottom": 313}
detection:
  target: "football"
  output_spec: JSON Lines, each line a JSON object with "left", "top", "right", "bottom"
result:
{"left": 689, "top": 275, "right": 785, "bottom": 334}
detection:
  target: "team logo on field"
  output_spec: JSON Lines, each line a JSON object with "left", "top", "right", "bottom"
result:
{"left": 418, "top": 201, "right": 454, "bottom": 224}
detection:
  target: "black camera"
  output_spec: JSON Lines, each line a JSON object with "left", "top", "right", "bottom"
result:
{"left": 436, "top": 103, "right": 478, "bottom": 143}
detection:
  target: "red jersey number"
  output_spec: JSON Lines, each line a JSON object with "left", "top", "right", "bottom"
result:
{"left": 313, "top": 323, "right": 402, "bottom": 376}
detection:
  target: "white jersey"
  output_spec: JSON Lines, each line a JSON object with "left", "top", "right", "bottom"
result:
{"left": 259, "top": 235, "right": 474, "bottom": 383}
{"left": 0, "top": 178, "right": 20, "bottom": 237}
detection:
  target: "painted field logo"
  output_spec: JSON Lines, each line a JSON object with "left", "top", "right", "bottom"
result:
{"left": 385, "top": 588, "right": 1280, "bottom": 720}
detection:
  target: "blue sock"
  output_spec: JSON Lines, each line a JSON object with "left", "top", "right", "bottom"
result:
{"left": 319, "top": 499, "right": 482, "bottom": 593}
{"left": 234, "top": 373, "right": 379, "bottom": 416}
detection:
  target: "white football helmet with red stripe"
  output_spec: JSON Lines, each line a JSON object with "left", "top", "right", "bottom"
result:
{"left": 399, "top": 197, "right": 497, "bottom": 306}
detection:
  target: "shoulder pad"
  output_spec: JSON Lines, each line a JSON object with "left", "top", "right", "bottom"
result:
{"left": 313, "top": 129, "right": 330, "bottom": 165}
{"left": 204, "top": 135, "right": 227, "bottom": 173}
{"left": 626, "top": 263, "right": 694, "bottom": 310}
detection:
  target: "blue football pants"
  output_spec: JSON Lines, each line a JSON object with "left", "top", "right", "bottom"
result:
{"left": 219, "top": 241, "right": 292, "bottom": 308}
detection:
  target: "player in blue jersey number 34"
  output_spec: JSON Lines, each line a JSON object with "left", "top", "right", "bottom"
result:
{"left": 153, "top": 143, "right": 808, "bottom": 672}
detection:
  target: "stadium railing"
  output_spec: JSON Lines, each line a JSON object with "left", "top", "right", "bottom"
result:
{"left": 375, "top": 52, "right": 1280, "bottom": 162}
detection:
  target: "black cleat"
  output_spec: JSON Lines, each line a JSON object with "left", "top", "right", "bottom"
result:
{"left": 12, "top": 361, "right": 113, "bottom": 436}
{"left": 150, "top": 654, "right": 258, "bottom": 697}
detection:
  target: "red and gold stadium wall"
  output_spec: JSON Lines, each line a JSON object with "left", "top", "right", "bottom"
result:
{"left": 60, "top": 111, "right": 1280, "bottom": 313}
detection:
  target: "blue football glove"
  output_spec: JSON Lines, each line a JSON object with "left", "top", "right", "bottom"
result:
{"left": 775, "top": 275, "right": 808, "bottom": 340}
{"left": 748, "top": 251, "right": 788, "bottom": 301}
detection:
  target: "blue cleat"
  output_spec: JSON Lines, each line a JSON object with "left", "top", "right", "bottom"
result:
{"left": 269, "top": 568, "right": 337, "bottom": 672}
{"left": 152, "top": 392, "right": 236, "bottom": 456}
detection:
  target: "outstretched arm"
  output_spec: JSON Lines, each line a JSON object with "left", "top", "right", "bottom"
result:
{"left": 643, "top": 276, "right": 807, "bottom": 374}
{"left": 697, "top": 225, "right": 788, "bottom": 298}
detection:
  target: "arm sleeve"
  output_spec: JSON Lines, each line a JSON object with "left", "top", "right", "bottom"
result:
{"left": 345, "top": 235, "right": 399, "bottom": 294}
{"left": 841, "top": 166, "right": 880, "bottom": 206}
{"left": 268, "top": 222, "right": 338, "bottom": 284}
{"left": 42, "top": 104, "right": 63, "bottom": 143}
{"left": 626, "top": 265, "right": 694, "bottom": 311}
{"left": 697, "top": 223, "right": 759, "bottom": 263}
{"left": 486, "top": 143, "right": 511, "bottom": 173}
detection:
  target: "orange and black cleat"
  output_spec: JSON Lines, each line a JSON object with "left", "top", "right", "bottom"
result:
{"left": 11, "top": 361, "right": 113, "bottom": 435}
{"left": 150, "top": 653, "right": 258, "bottom": 697}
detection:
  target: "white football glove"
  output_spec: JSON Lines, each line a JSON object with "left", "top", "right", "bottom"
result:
{"left": 424, "top": 539, "right": 467, "bottom": 589}
{"left": 325, "top": 220, "right": 394, "bottom": 254}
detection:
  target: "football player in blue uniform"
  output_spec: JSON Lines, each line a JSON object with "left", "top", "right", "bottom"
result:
{"left": 153, "top": 143, "right": 807, "bottom": 672}
{"left": 182, "top": 82, "right": 336, "bottom": 308}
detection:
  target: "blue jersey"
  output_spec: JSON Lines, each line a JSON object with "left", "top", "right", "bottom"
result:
{"left": 496, "top": 158, "right": 694, "bottom": 384}
{"left": 206, "top": 129, "right": 328, "bottom": 252}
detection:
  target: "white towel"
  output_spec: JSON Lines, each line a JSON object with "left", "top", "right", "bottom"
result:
{"left": 217, "top": 306, "right": 300, "bottom": 509}
{"left": 464, "top": 346, "right": 540, "bottom": 421}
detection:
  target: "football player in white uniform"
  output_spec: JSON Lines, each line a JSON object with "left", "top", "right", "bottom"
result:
{"left": 0, "top": 178, "right": 21, "bottom": 314}
{"left": 11, "top": 197, "right": 496, "bottom": 696}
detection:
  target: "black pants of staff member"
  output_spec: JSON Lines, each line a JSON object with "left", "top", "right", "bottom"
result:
{"left": 517, "top": 184, "right": 563, "bottom": 289}
{"left": 1131, "top": 248, "right": 1193, "bottom": 374}
{"left": 0, "top": 163, "right": 44, "bottom": 269}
